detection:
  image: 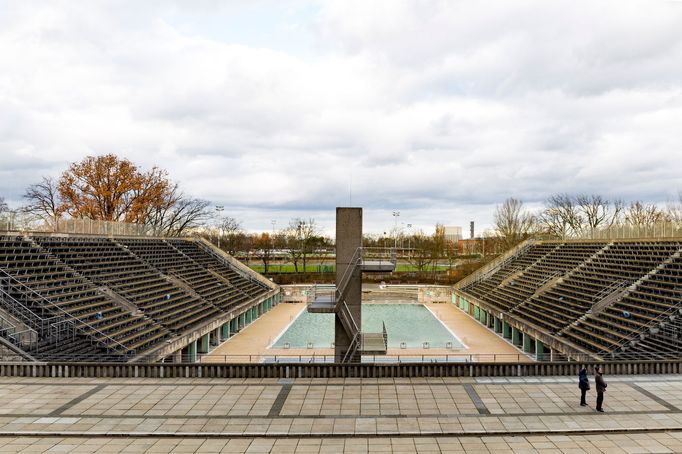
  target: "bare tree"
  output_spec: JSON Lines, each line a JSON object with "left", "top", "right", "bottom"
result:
{"left": 625, "top": 201, "right": 668, "bottom": 229}
{"left": 22, "top": 177, "right": 63, "bottom": 231}
{"left": 165, "top": 197, "right": 211, "bottom": 236}
{"left": 288, "top": 218, "right": 319, "bottom": 275}
{"left": 667, "top": 191, "right": 682, "bottom": 224}
{"left": 286, "top": 219, "right": 305, "bottom": 273}
{"left": 539, "top": 193, "right": 582, "bottom": 238}
{"left": 0, "top": 197, "right": 7, "bottom": 214}
{"left": 576, "top": 194, "right": 623, "bottom": 234}
{"left": 405, "top": 230, "right": 435, "bottom": 272}
{"left": 494, "top": 198, "right": 537, "bottom": 248}
{"left": 219, "top": 216, "right": 244, "bottom": 255}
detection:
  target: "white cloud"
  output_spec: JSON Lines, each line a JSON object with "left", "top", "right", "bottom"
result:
{"left": 0, "top": 0, "right": 681, "bottom": 234}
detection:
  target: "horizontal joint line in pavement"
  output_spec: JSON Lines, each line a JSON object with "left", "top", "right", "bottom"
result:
{"left": 1, "top": 426, "right": 682, "bottom": 439}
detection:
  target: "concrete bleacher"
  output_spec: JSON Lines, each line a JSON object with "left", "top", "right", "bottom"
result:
{"left": 0, "top": 234, "right": 277, "bottom": 362}
{"left": 457, "top": 239, "right": 682, "bottom": 360}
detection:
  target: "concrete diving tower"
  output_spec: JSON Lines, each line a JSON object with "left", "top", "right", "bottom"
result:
{"left": 307, "top": 208, "right": 396, "bottom": 362}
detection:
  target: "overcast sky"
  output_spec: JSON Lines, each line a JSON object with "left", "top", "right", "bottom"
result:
{"left": 1, "top": 0, "right": 681, "bottom": 235}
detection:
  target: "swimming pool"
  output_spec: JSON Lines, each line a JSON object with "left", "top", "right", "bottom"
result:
{"left": 271, "top": 304, "right": 464, "bottom": 349}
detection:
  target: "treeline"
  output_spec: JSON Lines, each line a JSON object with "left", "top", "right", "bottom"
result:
{"left": 199, "top": 217, "right": 332, "bottom": 273}
{"left": 493, "top": 193, "right": 682, "bottom": 248}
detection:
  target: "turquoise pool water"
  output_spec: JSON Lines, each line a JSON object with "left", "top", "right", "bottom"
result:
{"left": 271, "top": 304, "right": 463, "bottom": 349}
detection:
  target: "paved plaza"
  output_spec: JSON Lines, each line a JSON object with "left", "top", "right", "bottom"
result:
{"left": 0, "top": 375, "right": 681, "bottom": 452}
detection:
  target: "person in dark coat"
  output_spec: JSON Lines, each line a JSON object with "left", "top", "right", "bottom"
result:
{"left": 578, "top": 366, "right": 590, "bottom": 406}
{"left": 595, "top": 365, "right": 607, "bottom": 412}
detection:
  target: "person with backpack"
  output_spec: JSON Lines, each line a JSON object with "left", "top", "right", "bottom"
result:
{"left": 578, "top": 366, "right": 590, "bottom": 406}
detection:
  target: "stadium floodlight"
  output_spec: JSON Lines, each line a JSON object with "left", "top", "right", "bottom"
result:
{"left": 392, "top": 211, "right": 400, "bottom": 248}
{"left": 215, "top": 206, "right": 225, "bottom": 248}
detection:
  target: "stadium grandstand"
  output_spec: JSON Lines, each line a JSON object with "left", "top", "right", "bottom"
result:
{"left": 0, "top": 234, "right": 278, "bottom": 362}
{"left": 454, "top": 239, "right": 682, "bottom": 362}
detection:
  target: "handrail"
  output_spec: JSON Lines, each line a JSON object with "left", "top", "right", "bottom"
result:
{"left": 456, "top": 240, "right": 534, "bottom": 290}
{"left": 0, "top": 269, "right": 133, "bottom": 355}
{"left": 598, "top": 302, "right": 682, "bottom": 357}
{"left": 195, "top": 239, "right": 269, "bottom": 289}
{"left": 334, "top": 246, "right": 363, "bottom": 304}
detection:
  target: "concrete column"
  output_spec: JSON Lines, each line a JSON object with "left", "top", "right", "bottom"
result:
{"left": 512, "top": 326, "right": 521, "bottom": 346}
{"left": 335, "top": 207, "right": 362, "bottom": 363}
{"left": 494, "top": 317, "right": 502, "bottom": 333}
{"left": 199, "top": 333, "right": 210, "bottom": 353}
{"left": 173, "top": 350, "right": 182, "bottom": 363}
{"left": 211, "top": 328, "right": 220, "bottom": 346}
{"left": 523, "top": 333, "right": 533, "bottom": 353}
{"left": 503, "top": 321, "right": 511, "bottom": 339}
{"left": 188, "top": 340, "right": 197, "bottom": 363}
{"left": 536, "top": 340, "right": 545, "bottom": 359}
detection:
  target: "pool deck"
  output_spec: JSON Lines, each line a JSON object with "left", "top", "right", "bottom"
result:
{"left": 204, "top": 301, "right": 531, "bottom": 363}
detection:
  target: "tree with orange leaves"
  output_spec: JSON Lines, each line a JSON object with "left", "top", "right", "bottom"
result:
{"left": 57, "top": 154, "right": 171, "bottom": 223}
{"left": 23, "top": 154, "right": 210, "bottom": 236}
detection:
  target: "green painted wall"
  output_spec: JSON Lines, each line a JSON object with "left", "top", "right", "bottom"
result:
{"left": 523, "top": 333, "right": 533, "bottom": 353}
{"left": 503, "top": 321, "right": 511, "bottom": 339}
{"left": 512, "top": 326, "right": 521, "bottom": 345}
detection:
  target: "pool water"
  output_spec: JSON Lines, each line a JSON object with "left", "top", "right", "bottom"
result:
{"left": 272, "top": 304, "right": 463, "bottom": 349}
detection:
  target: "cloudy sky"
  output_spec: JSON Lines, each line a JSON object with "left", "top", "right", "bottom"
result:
{"left": 1, "top": 0, "right": 681, "bottom": 235}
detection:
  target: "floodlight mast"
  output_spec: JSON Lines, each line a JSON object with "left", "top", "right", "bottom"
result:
{"left": 215, "top": 206, "right": 224, "bottom": 249}
{"left": 392, "top": 211, "right": 400, "bottom": 248}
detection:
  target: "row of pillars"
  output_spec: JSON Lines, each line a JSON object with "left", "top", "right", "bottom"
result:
{"left": 454, "top": 293, "right": 551, "bottom": 359}
{"left": 167, "top": 294, "right": 281, "bottom": 363}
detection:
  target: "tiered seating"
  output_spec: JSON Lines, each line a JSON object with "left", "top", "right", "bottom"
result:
{"left": 120, "top": 239, "right": 253, "bottom": 311}
{"left": 512, "top": 242, "right": 679, "bottom": 334}
{"left": 483, "top": 242, "right": 607, "bottom": 311}
{"left": 0, "top": 236, "right": 170, "bottom": 357}
{"left": 33, "top": 237, "right": 222, "bottom": 334}
{"left": 461, "top": 239, "right": 682, "bottom": 359}
{"left": 463, "top": 243, "right": 560, "bottom": 311}
{"left": 562, "top": 244, "right": 682, "bottom": 357}
{"left": 168, "top": 239, "right": 268, "bottom": 297}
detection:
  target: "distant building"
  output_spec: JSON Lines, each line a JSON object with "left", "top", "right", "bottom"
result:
{"left": 443, "top": 226, "right": 463, "bottom": 243}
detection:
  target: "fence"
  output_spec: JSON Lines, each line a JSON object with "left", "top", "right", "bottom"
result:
{"left": 537, "top": 221, "right": 682, "bottom": 241}
{"left": 0, "top": 215, "right": 150, "bottom": 237}
{"left": 2, "top": 351, "right": 678, "bottom": 364}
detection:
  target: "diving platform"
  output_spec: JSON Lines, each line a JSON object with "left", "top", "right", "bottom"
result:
{"left": 360, "top": 259, "right": 396, "bottom": 272}
{"left": 308, "top": 295, "right": 336, "bottom": 313}
{"left": 361, "top": 332, "right": 388, "bottom": 354}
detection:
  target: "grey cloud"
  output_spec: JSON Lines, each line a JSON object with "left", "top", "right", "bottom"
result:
{"left": 0, "top": 0, "right": 681, "bottom": 233}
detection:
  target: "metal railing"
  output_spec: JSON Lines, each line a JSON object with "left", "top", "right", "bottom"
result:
{"left": 2, "top": 351, "right": 679, "bottom": 364}
{"left": 455, "top": 240, "right": 534, "bottom": 290}
{"left": 0, "top": 270, "right": 133, "bottom": 357}
{"left": 0, "top": 216, "right": 150, "bottom": 236}
{"left": 536, "top": 221, "right": 682, "bottom": 241}
{"left": 597, "top": 303, "right": 682, "bottom": 357}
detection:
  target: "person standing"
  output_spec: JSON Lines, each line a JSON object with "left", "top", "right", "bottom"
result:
{"left": 578, "top": 366, "right": 590, "bottom": 406}
{"left": 595, "top": 365, "right": 607, "bottom": 412}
